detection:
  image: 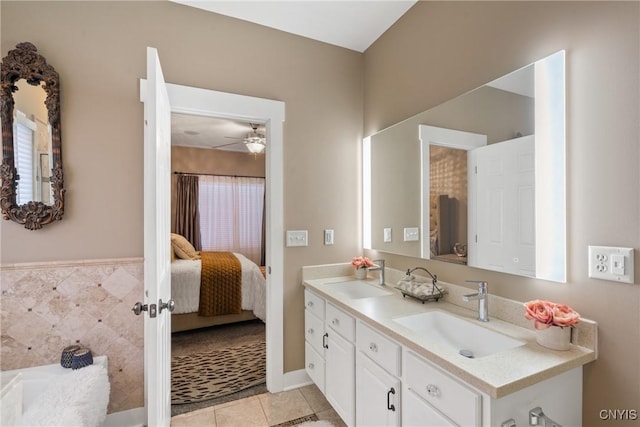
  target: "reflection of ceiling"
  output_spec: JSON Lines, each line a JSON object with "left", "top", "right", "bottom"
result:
{"left": 486, "top": 64, "right": 534, "bottom": 98}
{"left": 169, "top": 0, "right": 417, "bottom": 52}
{"left": 171, "top": 113, "right": 266, "bottom": 153}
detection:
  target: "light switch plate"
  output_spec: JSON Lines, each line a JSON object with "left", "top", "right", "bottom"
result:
{"left": 588, "top": 246, "right": 634, "bottom": 283}
{"left": 383, "top": 228, "right": 392, "bottom": 243}
{"left": 286, "top": 230, "right": 308, "bottom": 247}
{"left": 324, "top": 229, "right": 334, "bottom": 245}
{"left": 404, "top": 227, "right": 419, "bottom": 242}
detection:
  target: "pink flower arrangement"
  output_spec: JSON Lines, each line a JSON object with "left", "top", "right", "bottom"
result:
{"left": 351, "top": 256, "right": 375, "bottom": 269}
{"left": 524, "top": 300, "right": 580, "bottom": 330}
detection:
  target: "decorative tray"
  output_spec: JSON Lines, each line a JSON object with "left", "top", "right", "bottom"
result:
{"left": 394, "top": 286, "right": 447, "bottom": 304}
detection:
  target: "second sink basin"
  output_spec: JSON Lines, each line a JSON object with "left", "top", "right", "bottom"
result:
{"left": 392, "top": 310, "right": 525, "bottom": 358}
{"left": 329, "top": 280, "right": 393, "bottom": 299}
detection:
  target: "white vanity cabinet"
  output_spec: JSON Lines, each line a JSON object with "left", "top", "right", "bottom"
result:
{"left": 303, "top": 283, "right": 588, "bottom": 427}
{"left": 355, "top": 321, "right": 402, "bottom": 427}
{"left": 304, "top": 289, "right": 356, "bottom": 426}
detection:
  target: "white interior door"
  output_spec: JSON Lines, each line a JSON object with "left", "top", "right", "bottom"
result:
{"left": 472, "top": 135, "right": 535, "bottom": 276}
{"left": 141, "top": 46, "right": 172, "bottom": 426}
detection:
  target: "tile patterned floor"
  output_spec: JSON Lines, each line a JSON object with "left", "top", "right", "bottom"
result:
{"left": 171, "top": 385, "right": 347, "bottom": 427}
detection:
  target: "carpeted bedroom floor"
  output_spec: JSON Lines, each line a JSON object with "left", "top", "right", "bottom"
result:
{"left": 171, "top": 319, "right": 268, "bottom": 416}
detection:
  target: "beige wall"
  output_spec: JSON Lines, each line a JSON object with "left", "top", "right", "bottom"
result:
{"left": 1, "top": 0, "right": 363, "bottom": 377}
{"left": 364, "top": 2, "right": 639, "bottom": 425}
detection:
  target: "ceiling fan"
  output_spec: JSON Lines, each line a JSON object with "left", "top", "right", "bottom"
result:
{"left": 216, "top": 123, "right": 266, "bottom": 153}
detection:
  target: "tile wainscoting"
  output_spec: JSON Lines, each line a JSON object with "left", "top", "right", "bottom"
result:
{"left": 0, "top": 258, "right": 144, "bottom": 413}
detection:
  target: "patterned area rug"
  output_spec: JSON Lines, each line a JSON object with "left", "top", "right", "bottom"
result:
{"left": 171, "top": 340, "right": 266, "bottom": 404}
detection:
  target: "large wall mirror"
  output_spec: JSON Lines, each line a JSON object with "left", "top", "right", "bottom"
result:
{"left": 364, "top": 51, "right": 565, "bottom": 282}
{"left": 1, "top": 42, "right": 64, "bottom": 229}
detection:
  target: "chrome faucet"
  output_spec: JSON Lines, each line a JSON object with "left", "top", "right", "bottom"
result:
{"left": 462, "top": 280, "right": 489, "bottom": 322}
{"left": 368, "top": 259, "right": 385, "bottom": 286}
{"left": 529, "top": 406, "right": 563, "bottom": 427}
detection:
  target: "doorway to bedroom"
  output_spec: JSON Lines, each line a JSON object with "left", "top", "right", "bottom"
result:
{"left": 169, "top": 114, "right": 269, "bottom": 416}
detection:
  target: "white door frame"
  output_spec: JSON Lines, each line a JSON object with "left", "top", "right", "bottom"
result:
{"left": 166, "top": 83, "right": 286, "bottom": 392}
{"left": 418, "top": 124, "right": 487, "bottom": 260}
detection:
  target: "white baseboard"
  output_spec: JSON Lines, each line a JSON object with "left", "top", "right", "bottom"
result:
{"left": 282, "top": 369, "right": 313, "bottom": 391}
{"left": 101, "top": 407, "right": 145, "bottom": 427}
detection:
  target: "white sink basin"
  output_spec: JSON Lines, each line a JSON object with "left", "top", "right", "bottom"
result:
{"left": 329, "top": 281, "right": 393, "bottom": 299}
{"left": 392, "top": 311, "right": 525, "bottom": 358}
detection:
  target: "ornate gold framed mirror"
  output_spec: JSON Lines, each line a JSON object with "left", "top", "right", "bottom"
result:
{"left": 1, "top": 42, "right": 65, "bottom": 229}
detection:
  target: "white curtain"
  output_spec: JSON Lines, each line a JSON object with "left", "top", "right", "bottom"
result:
{"left": 199, "top": 175, "right": 265, "bottom": 265}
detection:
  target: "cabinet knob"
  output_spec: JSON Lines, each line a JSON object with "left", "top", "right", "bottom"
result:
{"left": 332, "top": 318, "right": 339, "bottom": 326}
{"left": 369, "top": 342, "right": 378, "bottom": 352}
{"left": 308, "top": 363, "right": 315, "bottom": 370}
{"left": 426, "top": 384, "right": 440, "bottom": 397}
{"left": 308, "top": 328, "right": 314, "bottom": 334}
{"left": 307, "top": 301, "right": 314, "bottom": 308}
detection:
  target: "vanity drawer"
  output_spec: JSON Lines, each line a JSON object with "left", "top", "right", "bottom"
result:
{"left": 304, "top": 289, "right": 325, "bottom": 320}
{"left": 326, "top": 302, "right": 355, "bottom": 342}
{"left": 405, "top": 351, "right": 480, "bottom": 427}
{"left": 356, "top": 321, "right": 401, "bottom": 376}
{"left": 305, "top": 309, "right": 325, "bottom": 355}
{"left": 305, "top": 341, "right": 325, "bottom": 393}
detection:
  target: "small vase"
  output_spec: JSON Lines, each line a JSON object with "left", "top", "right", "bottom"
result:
{"left": 536, "top": 325, "right": 571, "bottom": 351}
{"left": 355, "top": 268, "right": 367, "bottom": 280}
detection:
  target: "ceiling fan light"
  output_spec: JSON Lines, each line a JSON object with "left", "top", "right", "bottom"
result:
{"left": 244, "top": 125, "right": 266, "bottom": 153}
{"left": 245, "top": 140, "right": 266, "bottom": 153}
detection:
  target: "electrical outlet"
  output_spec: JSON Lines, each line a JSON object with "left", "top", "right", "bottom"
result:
{"left": 383, "top": 228, "right": 392, "bottom": 243}
{"left": 588, "top": 246, "right": 634, "bottom": 283}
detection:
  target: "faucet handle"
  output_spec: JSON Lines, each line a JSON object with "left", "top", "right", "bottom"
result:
{"left": 466, "top": 280, "right": 488, "bottom": 292}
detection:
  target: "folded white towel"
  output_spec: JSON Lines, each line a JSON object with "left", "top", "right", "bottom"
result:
{"left": 22, "top": 365, "right": 110, "bottom": 427}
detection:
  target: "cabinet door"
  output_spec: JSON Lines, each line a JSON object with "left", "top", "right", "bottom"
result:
{"left": 326, "top": 329, "right": 355, "bottom": 426}
{"left": 403, "top": 388, "right": 456, "bottom": 427}
{"left": 356, "top": 352, "right": 401, "bottom": 427}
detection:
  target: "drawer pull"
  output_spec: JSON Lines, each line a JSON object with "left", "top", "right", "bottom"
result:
{"left": 387, "top": 387, "right": 396, "bottom": 411}
{"left": 308, "top": 328, "right": 314, "bottom": 335}
{"left": 332, "top": 318, "right": 340, "bottom": 326}
{"left": 308, "top": 362, "right": 315, "bottom": 370}
{"left": 307, "top": 301, "right": 314, "bottom": 308}
{"left": 426, "top": 384, "right": 440, "bottom": 397}
{"left": 323, "top": 333, "right": 329, "bottom": 349}
{"left": 369, "top": 342, "right": 378, "bottom": 352}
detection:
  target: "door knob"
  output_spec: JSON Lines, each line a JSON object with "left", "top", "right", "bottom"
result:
{"left": 131, "top": 302, "right": 148, "bottom": 316}
{"left": 159, "top": 298, "right": 175, "bottom": 313}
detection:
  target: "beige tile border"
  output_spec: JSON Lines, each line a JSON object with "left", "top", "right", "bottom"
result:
{"left": 0, "top": 257, "right": 144, "bottom": 270}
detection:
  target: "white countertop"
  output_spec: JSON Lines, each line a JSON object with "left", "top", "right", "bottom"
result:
{"left": 302, "top": 269, "right": 597, "bottom": 399}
